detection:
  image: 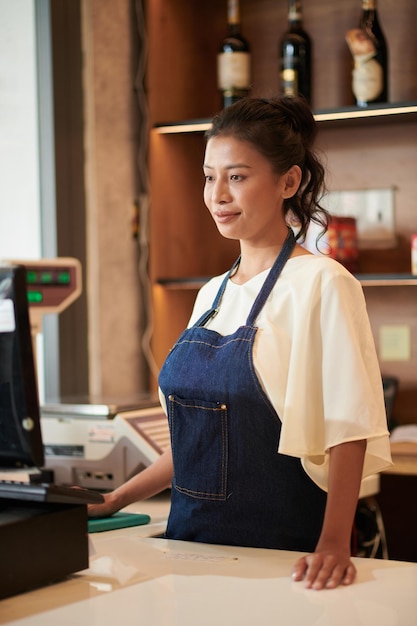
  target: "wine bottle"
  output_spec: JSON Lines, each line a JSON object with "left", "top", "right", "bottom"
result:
{"left": 217, "top": 0, "right": 251, "bottom": 109}
{"left": 346, "top": 0, "right": 388, "bottom": 107}
{"left": 279, "top": 0, "right": 312, "bottom": 103}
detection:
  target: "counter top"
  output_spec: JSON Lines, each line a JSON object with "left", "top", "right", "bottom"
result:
{"left": 1, "top": 492, "right": 416, "bottom": 626}
{"left": 385, "top": 441, "right": 417, "bottom": 476}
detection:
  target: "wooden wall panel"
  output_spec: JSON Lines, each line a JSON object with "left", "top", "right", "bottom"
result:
{"left": 149, "top": 132, "right": 239, "bottom": 281}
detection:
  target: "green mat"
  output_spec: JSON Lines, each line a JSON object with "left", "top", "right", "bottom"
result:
{"left": 88, "top": 511, "right": 151, "bottom": 533}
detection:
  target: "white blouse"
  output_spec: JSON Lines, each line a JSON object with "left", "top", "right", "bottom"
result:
{"left": 181, "top": 253, "right": 392, "bottom": 491}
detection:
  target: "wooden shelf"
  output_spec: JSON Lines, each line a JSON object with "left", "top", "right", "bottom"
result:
{"left": 154, "top": 101, "right": 417, "bottom": 135}
{"left": 157, "top": 277, "right": 211, "bottom": 290}
{"left": 315, "top": 101, "right": 417, "bottom": 126}
{"left": 158, "top": 274, "right": 417, "bottom": 290}
{"left": 357, "top": 274, "right": 417, "bottom": 287}
{"left": 154, "top": 119, "right": 211, "bottom": 135}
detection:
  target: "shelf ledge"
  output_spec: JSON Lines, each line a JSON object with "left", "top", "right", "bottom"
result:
{"left": 356, "top": 274, "right": 417, "bottom": 287}
{"left": 157, "top": 274, "right": 417, "bottom": 290}
{"left": 153, "top": 102, "right": 417, "bottom": 134}
{"left": 314, "top": 101, "right": 417, "bottom": 123}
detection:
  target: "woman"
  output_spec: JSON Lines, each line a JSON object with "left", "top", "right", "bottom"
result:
{"left": 89, "top": 96, "right": 391, "bottom": 590}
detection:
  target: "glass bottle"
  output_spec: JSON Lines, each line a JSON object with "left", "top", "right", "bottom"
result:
{"left": 217, "top": 0, "right": 251, "bottom": 108}
{"left": 279, "top": 0, "right": 312, "bottom": 103}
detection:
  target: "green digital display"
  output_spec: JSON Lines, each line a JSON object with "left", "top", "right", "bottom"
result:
{"left": 27, "top": 291, "right": 43, "bottom": 304}
{"left": 25, "top": 269, "right": 71, "bottom": 286}
{"left": 57, "top": 271, "right": 70, "bottom": 284}
{"left": 40, "top": 272, "right": 53, "bottom": 283}
{"left": 26, "top": 271, "right": 37, "bottom": 284}
{"left": 20, "top": 261, "right": 80, "bottom": 311}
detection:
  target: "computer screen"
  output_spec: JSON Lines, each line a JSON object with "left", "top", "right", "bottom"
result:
{"left": 0, "top": 264, "right": 44, "bottom": 468}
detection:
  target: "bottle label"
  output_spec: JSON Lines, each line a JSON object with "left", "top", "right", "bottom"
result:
{"left": 281, "top": 68, "right": 298, "bottom": 97}
{"left": 352, "top": 56, "right": 383, "bottom": 102}
{"left": 217, "top": 52, "right": 251, "bottom": 90}
{"left": 346, "top": 28, "right": 383, "bottom": 102}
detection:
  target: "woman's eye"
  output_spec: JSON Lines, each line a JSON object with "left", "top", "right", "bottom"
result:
{"left": 230, "top": 174, "right": 243, "bottom": 181}
{"left": 204, "top": 174, "right": 213, "bottom": 182}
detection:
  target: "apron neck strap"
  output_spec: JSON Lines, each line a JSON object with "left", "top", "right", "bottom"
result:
{"left": 195, "top": 228, "right": 296, "bottom": 328}
{"left": 246, "top": 228, "right": 296, "bottom": 325}
{"left": 194, "top": 256, "right": 240, "bottom": 327}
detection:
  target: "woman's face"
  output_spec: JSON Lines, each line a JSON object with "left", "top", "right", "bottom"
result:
{"left": 203, "top": 135, "right": 295, "bottom": 246}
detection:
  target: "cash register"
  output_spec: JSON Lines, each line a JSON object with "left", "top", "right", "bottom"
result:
{"left": 0, "top": 262, "right": 103, "bottom": 599}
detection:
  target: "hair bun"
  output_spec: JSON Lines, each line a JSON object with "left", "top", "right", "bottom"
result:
{"left": 270, "top": 96, "right": 316, "bottom": 148}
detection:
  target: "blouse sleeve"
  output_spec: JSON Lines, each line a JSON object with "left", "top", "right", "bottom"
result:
{"left": 277, "top": 264, "right": 392, "bottom": 491}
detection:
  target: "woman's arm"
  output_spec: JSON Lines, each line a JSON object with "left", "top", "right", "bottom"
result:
{"left": 88, "top": 446, "right": 173, "bottom": 517}
{"left": 292, "top": 438, "right": 366, "bottom": 590}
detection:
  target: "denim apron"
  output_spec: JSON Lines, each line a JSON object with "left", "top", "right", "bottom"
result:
{"left": 158, "top": 229, "right": 327, "bottom": 551}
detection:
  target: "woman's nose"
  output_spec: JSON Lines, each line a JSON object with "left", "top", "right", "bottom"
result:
{"left": 212, "top": 179, "right": 231, "bottom": 204}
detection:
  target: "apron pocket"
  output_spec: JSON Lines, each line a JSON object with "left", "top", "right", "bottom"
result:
{"left": 168, "top": 394, "right": 229, "bottom": 501}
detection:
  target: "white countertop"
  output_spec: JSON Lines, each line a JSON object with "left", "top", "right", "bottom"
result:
{"left": 1, "top": 492, "right": 416, "bottom": 626}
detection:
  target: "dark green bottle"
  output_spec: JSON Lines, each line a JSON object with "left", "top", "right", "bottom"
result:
{"left": 217, "top": 0, "right": 251, "bottom": 108}
{"left": 279, "top": 0, "right": 312, "bottom": 103}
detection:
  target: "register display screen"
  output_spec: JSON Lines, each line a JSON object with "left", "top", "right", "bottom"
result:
{"left": 0, "top": 264, "right": 43, "bottom": 468}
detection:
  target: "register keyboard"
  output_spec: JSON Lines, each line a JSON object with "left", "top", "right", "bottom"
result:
{"left": 0, "top": 479, "right": 104, "bottom": 504}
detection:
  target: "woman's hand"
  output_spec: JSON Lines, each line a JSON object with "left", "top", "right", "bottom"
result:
{"left": 87, "top": 446, "right": 174, "bottom": 519}
{"left": 87, "top": 491, "right": 120, "bottom": 518}
{"left": 292, "top": 545, "right": 357, "bottom": 590}
{"left": 292, "top": 439, "right": 366, "bottom": 590}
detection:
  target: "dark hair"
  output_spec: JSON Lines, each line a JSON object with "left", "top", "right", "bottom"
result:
{"left": 205, "top": 96, "right": 329, "bottom": 241}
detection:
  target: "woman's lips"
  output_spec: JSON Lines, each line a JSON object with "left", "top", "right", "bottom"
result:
{"left": 214, "top": 210, "right": 240, "bottom": 223}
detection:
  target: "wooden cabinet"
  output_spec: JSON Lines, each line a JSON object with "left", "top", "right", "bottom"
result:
{"left": 377, "top": 473, "right": 417, "bottom": 562}
{"left": 145, "top": 0, "right": 417, "bottom": 427}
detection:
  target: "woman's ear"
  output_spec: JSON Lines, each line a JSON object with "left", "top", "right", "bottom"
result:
{"left": 283, "top": 165, "right": 302, "bottom": 198}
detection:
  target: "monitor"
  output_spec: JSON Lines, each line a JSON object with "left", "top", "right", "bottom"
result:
{"left": 0, "top": 264, "right": 44, "bottom": 468}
